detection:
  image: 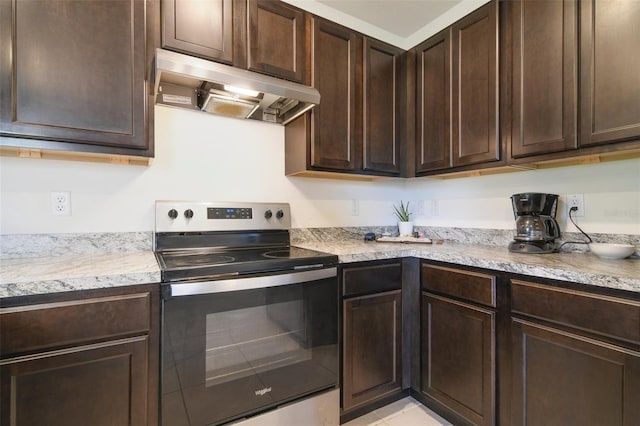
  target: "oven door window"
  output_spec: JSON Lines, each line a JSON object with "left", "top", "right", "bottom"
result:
{"left": 161, "top": 276, "right": 338, "bottom": 426}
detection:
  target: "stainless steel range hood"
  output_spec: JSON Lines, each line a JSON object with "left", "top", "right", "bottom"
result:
{"left": 153, "top": 49, "right": 319, "bottom": 125}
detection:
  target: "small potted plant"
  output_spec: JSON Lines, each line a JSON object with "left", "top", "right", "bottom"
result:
{"left": 393, "top": 201, "right": 413, "bottom": 236}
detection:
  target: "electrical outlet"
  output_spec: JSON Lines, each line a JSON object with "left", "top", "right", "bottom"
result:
{"left": 431, "top": 199, "right": 440, "bottom": 216}
{"left": 351, "top": 199, "right": 359, "bottom": 216}
{"left": 51, "top": 192, "right": 71, "bottom": 216}
{"left": 566, "top": 194, "right": 584, "bottom": 217}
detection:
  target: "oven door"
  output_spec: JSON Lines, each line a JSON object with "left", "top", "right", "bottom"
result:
{"left": 161, "top": 268, "right": 339, "bottom": 426}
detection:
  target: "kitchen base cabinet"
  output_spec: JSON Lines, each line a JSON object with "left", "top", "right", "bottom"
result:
{"left": 0, "top": 285, "right": 159, "bottom": 426}
{"left": 418, "top": 263, "right": 497, "bottom": 426}
{"left": 341, "top": 261, "right": 404, "bottom": 417}
{"left": 343, "top": 291, "right": 403, "bottom": 411}
{"left": 421, "top": 294, "right": 495, "bottom": 426}
{"left": 510, "top": 278, "right": 640, "bottom": 426}
{"left": 511, "top": 319, "right": 640, "bottom": 426}
{"left": 1, "top": 337, "right": 149, "bottom": 426}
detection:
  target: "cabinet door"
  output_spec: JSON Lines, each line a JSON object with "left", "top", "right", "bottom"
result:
{"left": 580, "top": 0, "right": 640, "bottom": 147}
{"left": 0, "top": 337, "right": 149, "bottom": 426}
{"left": 511, "top": 0, "right": 577, "bottom": 158}
{"left": 343, "top": 290, "right": 402, "bottom": 411}
{"left": 247, "top": 0, "right": 306, "bottom": 83}
{"left": 362, "top": 38, "right": 402, "bottom": 175}
{"left": 511, "top": 319, "right": 640, "bottom": 425}
{"left": 421, "top": 293, "right": 495, "bottom": 426}
{"left": 162, "top": 0, "right": 245, "bottom": 66}
{"left": 451, "top": 0, "right": 499, "bottom": 167}
{"left": 310, "top": 18, "right": 360, "bottom": 171}
{"left": 415, "top": 28, "right": 451, "bottom": 173}
{"left": 0, "top": 0, "right": 150, "bottom": 152}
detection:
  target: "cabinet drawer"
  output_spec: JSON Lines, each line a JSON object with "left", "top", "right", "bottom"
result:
{"left": 511, "top": 280, "right": 640, "bottom": 344}
{"left": 342, "top": 262, "right": 402, "bottom": 297}
{"left": 0, "top": 292, "right": 151, "bottom": 357}
{"left": 421, "top": 264, "right": 496, "bottom": 307}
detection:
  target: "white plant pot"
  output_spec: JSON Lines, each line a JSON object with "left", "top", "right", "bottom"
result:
{"left": 398, "top": 221, "right": 414, "bottom": 236}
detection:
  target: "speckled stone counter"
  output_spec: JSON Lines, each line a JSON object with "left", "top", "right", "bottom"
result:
{"left": 291, "top": 227, "right": 640, "bottom": 293}
{"left": 0, "top": 233, "right": 160, "bottom": 299}
{"left": 1, "top": 229, "right": 638, "bottom": 299}
{"left": 293, "top": 240, "right": 640, "bottom": 293}
{"left": 0, "top": 252, "right": 160, "bottom": 298}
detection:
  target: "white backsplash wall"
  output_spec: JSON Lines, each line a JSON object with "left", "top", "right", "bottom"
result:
{"left": 405, "top": 158, "right": 640, "bottom": 235}
{"left": 0, "top": 106, "right": 405, "bottom": 234}
{"left": 1, "top": 105, "right": 639, "bottom": 235}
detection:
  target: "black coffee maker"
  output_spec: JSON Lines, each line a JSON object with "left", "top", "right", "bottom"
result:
{"left": 508, "top": 193, "right": 561, "bottom": 253}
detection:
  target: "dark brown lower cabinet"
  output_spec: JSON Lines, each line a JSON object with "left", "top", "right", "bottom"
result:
{"left": 341, "top": 261, "right": 404, "bottom": 415}
{"left": 511, "top": 319, "right": 640, "bottom": 425}
{"left": 421, "top": 293, "right": 495, "bottom": 426}
{"left": 343, "top": 290, "right": 403, "bottom": 412}
{"left": 1, "top": 337, "right": 149, "bottom": 426}
{"left": 0, "top": 285, "right": 159, "bottom": 426}
{"left": 510, "top": 278, "right": 640, "bottom": 426}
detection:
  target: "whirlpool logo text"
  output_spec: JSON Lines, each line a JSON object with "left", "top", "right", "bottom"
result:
{"left": 255, "top": 387, "right": 272, "bottom": 396}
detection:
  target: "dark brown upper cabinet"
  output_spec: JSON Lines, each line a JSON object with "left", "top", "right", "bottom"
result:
{"left": 579, "top": 0, "right": 640, "bottom": 148}
{"left": 510, "top": 0, "right": 578, "bottom": 158}
{"left": 162, "top": 0, "right": 307, "bottom": 83}
{"left": 414, "top": 0, "right": 499, "bottom": 175}
{"left": 247, "top": 0, "right": 307, "bottom": 83}
{"left": 285, "top": 18, "right": 360, "bottom": 174}
{"left": 162, "top": 0, "right": 246, "bottom": 66}
{"left": 362, "top": 38, "right": 403, "bottom": 175}
{"left": 285, "top": 18, "right": 404, "bottom": 178}
{"left": 310, "top": 17, "right": 359, "bottom": 172}
{"left": 451, "top": 0, "right": 499, "bottom": 167}
{"left": 0, "top": 0, "right": 155, "bottom": 158}
{"left": 414, "top": 28, "right": 452, "bottom": 173}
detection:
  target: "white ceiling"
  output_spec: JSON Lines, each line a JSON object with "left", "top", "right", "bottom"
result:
{"left": 316, "top": 0, "right": 463, "bottom": 38}
{"left": 283, "top": 0, "right": 491, "bottom": 49}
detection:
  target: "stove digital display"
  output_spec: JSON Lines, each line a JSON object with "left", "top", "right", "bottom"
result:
{"left": 207, "top": 207, "right": 253, "bottom": 219}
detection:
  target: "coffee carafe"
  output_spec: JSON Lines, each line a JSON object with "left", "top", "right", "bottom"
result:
{"left": 508, "top": 193, "right": 561, "bottom": 253}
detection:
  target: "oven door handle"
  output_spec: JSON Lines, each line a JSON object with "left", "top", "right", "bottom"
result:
{"left": 166, "top": 267, "right": 337, "bottom": 297}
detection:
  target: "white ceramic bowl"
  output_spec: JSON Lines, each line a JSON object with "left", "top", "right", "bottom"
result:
{"left": 588, "top": 243, "right": 636, "bottom": 259}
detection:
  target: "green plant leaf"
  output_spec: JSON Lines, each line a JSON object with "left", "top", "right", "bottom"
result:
{"left": 393, "top": 201, "right": 412, "bottom": 222}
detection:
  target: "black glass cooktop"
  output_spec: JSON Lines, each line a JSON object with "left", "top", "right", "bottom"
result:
{"left": 156, "top": 246, "right": 338, "bottom": 282}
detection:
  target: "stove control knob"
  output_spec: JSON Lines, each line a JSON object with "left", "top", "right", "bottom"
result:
{"left": 276, "top": 210, "right": 284, "bottom": 219}
{"left": 264, "top": 210, "right": 273, "bottom": 219}
{"left": 168, "top": 209, "right": 178, "bottom": 219}
{"left": 184, "top": 209, "right": 194, "bottom": 219}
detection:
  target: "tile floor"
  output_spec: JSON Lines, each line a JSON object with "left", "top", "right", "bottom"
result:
{"left": 343, "top": 397, "right": 453, "bottom": 426}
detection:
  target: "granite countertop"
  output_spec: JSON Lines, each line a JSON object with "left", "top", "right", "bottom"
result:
{"left": 1, "top": 232, "right": 639, "bottom": 299}
{"left": 295, "top": 240, "right": 640, "bottom": 293}
{"left": 0, "top": 251, "right": 161, "bottom": 299}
